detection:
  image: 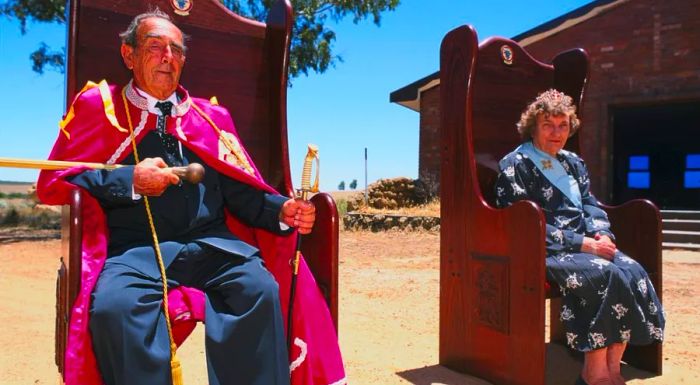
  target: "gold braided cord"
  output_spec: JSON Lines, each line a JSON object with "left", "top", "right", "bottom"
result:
{"left": 190, "top": 102, "right": 256, "bottom": 176}
{"left": 121, "top": 88, "right": 183, "bottom": 385}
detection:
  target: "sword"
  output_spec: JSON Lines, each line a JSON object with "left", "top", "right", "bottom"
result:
{"left": 287, "top": 144, "right": 320, "bottom": 354}
{"left": 0, "top": 157, "right": 205, "bottom": 184}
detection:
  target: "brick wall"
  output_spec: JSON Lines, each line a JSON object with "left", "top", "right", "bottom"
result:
{"left": 417, "top": 0, "right": 700, "bottom": 200}
{"left": 523, "top": 0, "right": 700, "bottom": 200}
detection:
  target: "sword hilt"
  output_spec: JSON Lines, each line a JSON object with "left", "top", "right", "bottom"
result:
{"left": 298, "top": 144, "right": 319, "bottom": 201}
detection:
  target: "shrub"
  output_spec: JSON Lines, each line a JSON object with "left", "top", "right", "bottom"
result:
{"left": 26, "top": 211, "right": 61, "bottom": 229}
{"left": 0, "top": 192, "right": 29, "bottom": 199}
{"left": 336, "top": 199, "right": 348, "bottom": 217}
{"left": 1, "top": 207, "right": 20, "bottom": 227}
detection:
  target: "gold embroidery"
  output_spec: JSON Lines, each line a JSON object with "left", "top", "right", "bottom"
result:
{"left": 190, "top": 102, "right": 255, "bottom": 176}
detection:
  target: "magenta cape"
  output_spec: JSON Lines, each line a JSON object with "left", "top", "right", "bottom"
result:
{"left": 37, "top": 82, "right": 346, "bottom": 385}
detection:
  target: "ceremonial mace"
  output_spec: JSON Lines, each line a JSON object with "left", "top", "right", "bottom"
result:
{"left": 0, "top": 157, "right": 205, "bottom": 184}
{"left": 287, "top": 144, "right": 320, "bottom": 353}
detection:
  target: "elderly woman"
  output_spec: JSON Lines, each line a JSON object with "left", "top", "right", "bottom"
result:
{"left": 494, "top": 90, "right": 665, "bottom": 385}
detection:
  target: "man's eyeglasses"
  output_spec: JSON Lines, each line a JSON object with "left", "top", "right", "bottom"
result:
{"left": 139, "top": 41, "right": 185, "bottom": 60}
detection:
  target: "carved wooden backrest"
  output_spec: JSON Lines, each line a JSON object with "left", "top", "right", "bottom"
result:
{"left": 469, "top": 37, "right": 587, "bottom": 206}
{"left": 66, "top": 0, "right": 293, "bottom": 194}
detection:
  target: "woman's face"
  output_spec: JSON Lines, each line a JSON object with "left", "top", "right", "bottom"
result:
{"left": 532, "top": 113, "right": 571, "bottom": 156}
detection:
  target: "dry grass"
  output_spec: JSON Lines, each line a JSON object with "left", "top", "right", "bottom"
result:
{"left": 352, "top": 199, "right": 440, "bottom": 217}
{"left": 326, "top": 190, "right": 363, "bottom": 202}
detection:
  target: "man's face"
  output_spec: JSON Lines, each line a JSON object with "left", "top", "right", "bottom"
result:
{"left": 121, "top": 17, "right": 185, "bottom": 100}
{"left": 532, "top": 113, "right": 571, "bottom": 156}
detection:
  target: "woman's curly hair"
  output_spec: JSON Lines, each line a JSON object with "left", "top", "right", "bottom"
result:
{"left": 516, "top": 89, "right": 581, "bottom": 140}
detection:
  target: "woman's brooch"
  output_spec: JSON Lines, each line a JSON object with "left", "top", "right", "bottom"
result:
{"left": 541, "top": 159, "right": 553, "bottom": 170}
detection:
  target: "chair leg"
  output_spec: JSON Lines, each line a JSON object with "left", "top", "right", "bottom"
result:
{"left": 623, "top": 343, "right": 663, "bottom": 375}
{"left": 549, "top": 296, "right": 565, "bottom": 344}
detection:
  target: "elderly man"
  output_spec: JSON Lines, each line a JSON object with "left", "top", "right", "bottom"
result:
{"left": 37, "top": 9, "right": 337, "bottom": 385}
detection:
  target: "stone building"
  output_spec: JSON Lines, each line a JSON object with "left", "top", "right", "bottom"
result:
{"left": 391, "top": 0, "right": 700, "bottom": 209}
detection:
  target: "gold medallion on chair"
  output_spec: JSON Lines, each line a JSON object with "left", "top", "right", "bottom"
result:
{"left": 500, "top": 45, "right": 514, "bottom": 66}
{"left": 170, "top": 0, "right": 193, "bottom": 16}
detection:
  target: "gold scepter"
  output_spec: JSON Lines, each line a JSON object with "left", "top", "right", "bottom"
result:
{"left": 287, "top": 144, "right": 320, "bottom": 354}
{"left": 0, "top": 157, "right": 206, "bottom": 184}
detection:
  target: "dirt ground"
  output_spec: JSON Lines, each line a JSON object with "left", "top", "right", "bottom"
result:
{"left": 0, "top": 230, "right": 698, "bottom": 385}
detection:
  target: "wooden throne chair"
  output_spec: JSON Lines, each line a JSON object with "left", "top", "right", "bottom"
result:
{"left": 55, "top": 0, "right": 339, "bottom": 380}
{"left": 438, "top": 25, "right": 662, "bottom": 385}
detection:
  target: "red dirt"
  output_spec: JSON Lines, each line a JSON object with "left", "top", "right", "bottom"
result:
{"left": 0, "top": 231, "right": 697, "bottom": 384}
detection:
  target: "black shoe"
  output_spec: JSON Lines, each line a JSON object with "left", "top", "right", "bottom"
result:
{"left": 575, "top": 376, "right": 589, "bottom": 385}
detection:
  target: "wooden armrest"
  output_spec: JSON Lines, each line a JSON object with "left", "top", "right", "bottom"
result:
{"left": 601, "top": 199, "right": 661, "bottom": 275}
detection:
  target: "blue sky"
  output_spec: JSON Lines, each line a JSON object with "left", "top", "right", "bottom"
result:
{"left": 0, "top": 0, "right": 593, "bottom": 190}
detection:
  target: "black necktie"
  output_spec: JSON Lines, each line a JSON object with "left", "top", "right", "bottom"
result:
{"left": 154, "top": 101, "right": 182, "bottom": 166}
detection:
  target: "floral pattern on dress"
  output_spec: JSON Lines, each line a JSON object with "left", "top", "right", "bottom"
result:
{"left": 511, "top": 182, "right": 526, "bottom": 196}
{"left": 647, "top": 322, "right": 664, "bottom": 340}
{"left": 542, "top": 186, "right": 553, "bottom": 201}
{"left": 561, "top": 305, "right": 576, "bottom": 321}
{"left": 637, "top": 279, "right": 648, "bottom": 297}
{"left": 565, "top": 273, "right": 583, "bottom": 289}
{"left": 589, "top": 332, "right": 607, "bottom": 349}
{"left": 619, "top": 255, "right": 636, "bottom": 265}
{"left": 566, "top": 332, "right": 578, "bottom": 349}
{"left": 620, "top": 329, "right": 631, "bottom": 343}
{"left": 649, "top": 301, "right": 658, "bottom": 315}
{"left": 591, "top": 258, "right": 611, "bottom": 270}
{"left": 551, "top": 229, "right": 564, "bottom": 244}
{"left": 611, "top": 303, "right": 629, "bottom": 319}
{"left": 495, "top": 146, "right": 665, "bottom": 352}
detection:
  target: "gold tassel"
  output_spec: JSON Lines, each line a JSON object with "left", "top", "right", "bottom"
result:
{"left": 171, "top": 351, "right": 184, "bottom": 385}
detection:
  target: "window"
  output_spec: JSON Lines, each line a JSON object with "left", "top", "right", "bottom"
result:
{"left": 684, "top": 154, "right": 700, "bottom": 188}
{"left": 627, "top": 155, "right": 650, "bottom": 189}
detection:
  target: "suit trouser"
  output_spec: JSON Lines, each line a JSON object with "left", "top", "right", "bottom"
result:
{"left": 89, "top": 242, "right": 290, "bottom": 385}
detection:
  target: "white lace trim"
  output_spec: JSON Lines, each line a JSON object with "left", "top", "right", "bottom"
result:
{"left": 289, "top": 337, "right": 307, "bottom": 372}
{"left": 124, "top": 79, "right": 191, "bottom": 117}
{"left": 107, "top": 110, "right": 148, "bottom": 165}
{"left": 175, "top": 117, "right": 187, "bottom": 141}
{"left": 124, "top": 81, "right": 148, "bottom": 111}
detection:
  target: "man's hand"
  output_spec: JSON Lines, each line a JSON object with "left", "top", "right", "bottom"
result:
{"left": 133, "top": 157, "right": 180, "bottom": 196}
{"left": 582, "top": 235, "right": 617, "bottom": 260}
{"left": 280, "top": 198, "right": 316, "bottom": 234}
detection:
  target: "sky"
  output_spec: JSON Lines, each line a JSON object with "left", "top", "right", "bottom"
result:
{"left": 0, "top": 0, "right": 594, "bottom": 191}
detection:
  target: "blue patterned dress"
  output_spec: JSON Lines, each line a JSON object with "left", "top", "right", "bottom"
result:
{"left": 495, "top": 144, "right": 665, "bottom": 352}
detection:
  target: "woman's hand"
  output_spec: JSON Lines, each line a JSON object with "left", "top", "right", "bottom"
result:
{"left": 582, "top": 235, "right": 617, "bottom": 260}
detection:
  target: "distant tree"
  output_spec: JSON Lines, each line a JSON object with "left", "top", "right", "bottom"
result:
{"left": 3, "top": 0, "right": 401, "bottom": 79}
{"left": 0, "top": 0, "right": 66, "bottom": 74}
{"left": 338, "top": 181, "right": 345, "bottom": 190}
{"left": 349, "top": 179, "right": 357, "bottom": 189}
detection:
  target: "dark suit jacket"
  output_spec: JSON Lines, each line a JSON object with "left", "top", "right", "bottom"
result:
{"left": 69, "top": 130, "right": 290, "bottom": 277}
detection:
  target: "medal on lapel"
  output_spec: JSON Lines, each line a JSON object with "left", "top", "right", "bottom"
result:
{"left": 541, "top": 159, "right": 553, "bottom": 170}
